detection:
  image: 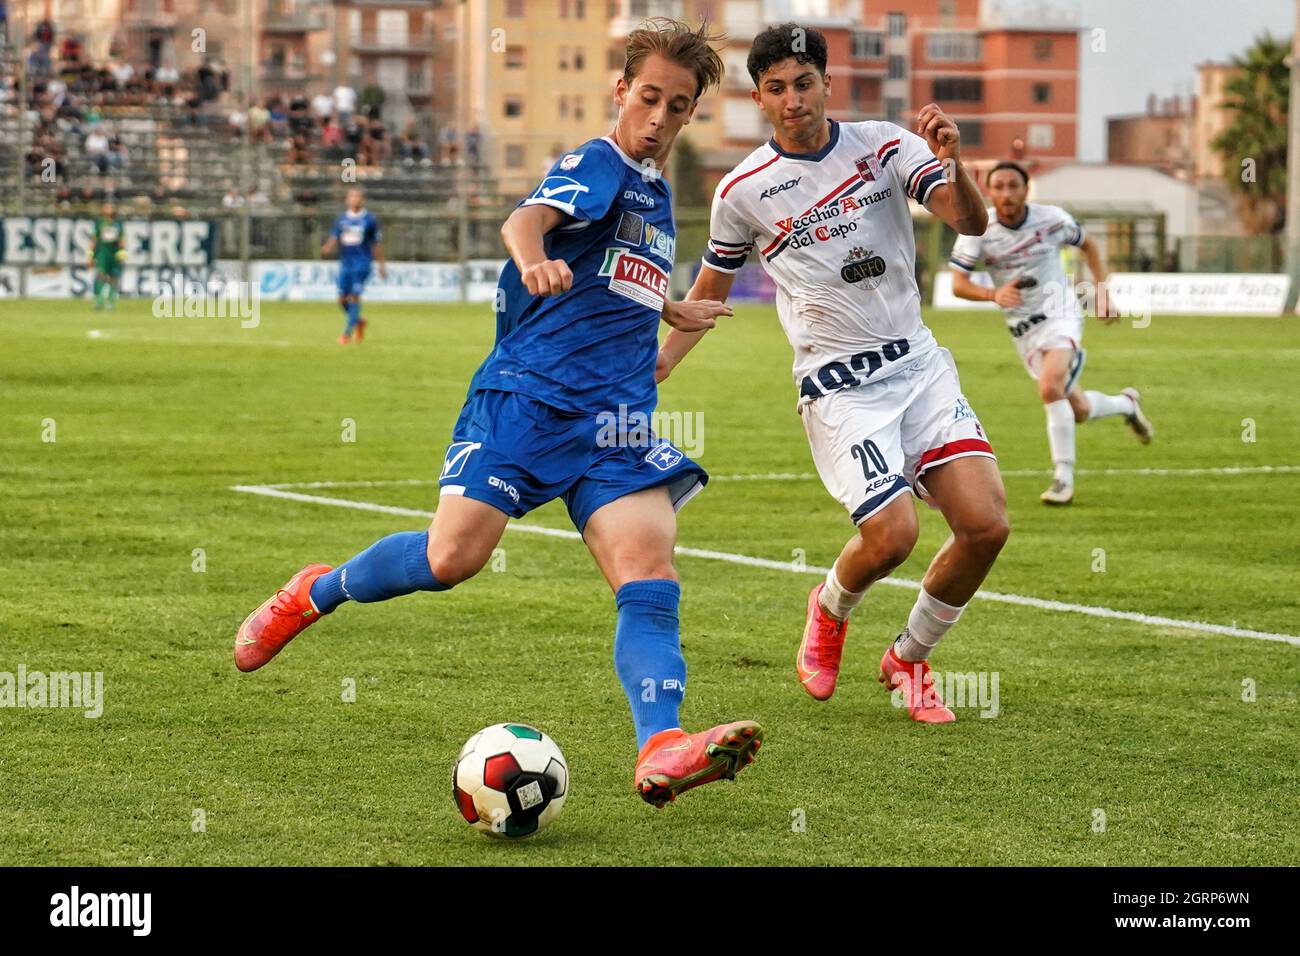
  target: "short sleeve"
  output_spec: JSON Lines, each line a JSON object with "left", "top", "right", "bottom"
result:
{"left": 519, "top": 145, "right": 621, "bottom": 224}
{"left": 701, "top": 182, "right": 757, "bottom": 274}
{"left": 892, "top": 126, "right": 947, "bottom": 206}
{"left": 368, "top": 213, "right": 382, "bottom": 243}
{"left": 329, "top": 216, "right": 341, "bottom": 239}
{"left": 1056, "top": 208, "right": 1085, "bottom": 247}
{"left": 949, "top": 231, "right": 982, "bottom": 272}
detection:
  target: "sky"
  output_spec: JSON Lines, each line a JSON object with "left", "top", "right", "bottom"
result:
{"left": 1066, "top": 0, "right": 1294, "bottom": 160}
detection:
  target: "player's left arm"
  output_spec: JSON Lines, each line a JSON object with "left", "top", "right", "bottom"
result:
{"left": 373, "top": 240, "right": 387, "bottom": 279}
{"left": 1077, "top": 232, "right": 1117, "bottom": 323}
{"left": 914, "top": 104, "right": 988, "bottom": 236}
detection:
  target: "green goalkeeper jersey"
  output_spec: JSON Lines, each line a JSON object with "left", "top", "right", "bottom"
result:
{"left": 92, "top": 218, "right": 124, "bottom": 272}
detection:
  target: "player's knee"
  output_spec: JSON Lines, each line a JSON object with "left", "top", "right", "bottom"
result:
{"left": 1072, "top": 403, "right": 1090, "bottom": 424}
{"left": 424, "top": 542, "right": 486, "bottom": 587}
{"left": 957, "top": 510, "right": 1010, "bottom": 561}
{"left": 859, "top": 513, "right": 918, "bottom": 570}
{"left": 1039, "top": 379, "right": 1067, "bottom": 404}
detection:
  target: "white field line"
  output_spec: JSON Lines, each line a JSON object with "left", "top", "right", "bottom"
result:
{"left": 230, "top": 483, "right": 1300, "bottom": 647}
{"left": 255, "top": 465, "right": 1300, "bottom": 491}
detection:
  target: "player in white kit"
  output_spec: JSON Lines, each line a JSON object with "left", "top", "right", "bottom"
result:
{"left": 656, "top": 24, "right": 1007, "bottom": 724}
{"left": 949, "top": 162, "right": 1154, "bottom": 505}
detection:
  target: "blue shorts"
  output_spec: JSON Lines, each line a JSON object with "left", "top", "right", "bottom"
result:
{"left": 438, "top": 389, "right": 708, "bottom": 533}
{"left": 337, "top": 263, "right": 372, "bottom": 297}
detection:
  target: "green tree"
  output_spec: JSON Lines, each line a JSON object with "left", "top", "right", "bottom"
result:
{"left": 670, "top": 135, "right": 708, "bottom": 208}
{"left": 1212, "top": 33, "right": 1289, "bottom": 234}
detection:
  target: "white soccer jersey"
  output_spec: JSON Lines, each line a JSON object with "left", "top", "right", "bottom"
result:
{"left": 949, "top": 203, "right": 1085, "bottom": 333}
{"left": 704, "top": 119, "right": 948, "bottom": 403}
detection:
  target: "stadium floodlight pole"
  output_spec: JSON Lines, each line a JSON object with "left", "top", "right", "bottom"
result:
{"left": 238, "top": 0, "right": 254, "bottom": 284}
{"left": 14, "top": 0, "right": 28, "bottom": 296}
{"left": 456, "top": 0, "right": 469, "bottom": 302}
{"left": 1286, "top": 0, "right": 1300, "bottom": 311}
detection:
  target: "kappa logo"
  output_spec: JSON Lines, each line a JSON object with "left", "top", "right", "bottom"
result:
{"left": 759, "top": 176, "right": 802, "bottom": 200}
{"left": 441, "top": 441, "right": 481, "bottom": 480}
{"left": 645, "top": 441, "right": 683, "bottom": 471}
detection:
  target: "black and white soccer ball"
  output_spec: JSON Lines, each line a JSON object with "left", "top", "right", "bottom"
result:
{"left": 452, "top": 723, "right": 569, "bottom": 838}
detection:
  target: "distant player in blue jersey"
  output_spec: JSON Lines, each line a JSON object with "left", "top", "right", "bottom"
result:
{"left": 235, "top": 20, "right": 763, "bottom": 810}
{"left": 322, "top": 187, "right": 386, "bottom": 344}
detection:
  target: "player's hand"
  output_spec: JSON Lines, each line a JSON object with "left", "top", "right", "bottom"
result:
{"left": 116, "top": 250, "right": 127, "bottom": 263}
{"left": 654, "top": 350, "right": 673, "bottom": 384}
{"left": 520, "top": 258, "right": 572, "bottom": 297}
{"left": 1095, "top": 283, "right": 1120, "bottom": 324}
{"left": 916, "top": 103, "right": 960, "bottom": 163}
{"left": 661, "top": 298, "right": 732, "bottom": 332}
{"left": 378, "top": 263, "right": 388, "bottom": 280}
{"left": 993, "top": 283, "right": 1022, "bottom": 308}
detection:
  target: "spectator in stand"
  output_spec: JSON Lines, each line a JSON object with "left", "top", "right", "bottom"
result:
{"left": 438, "top": 124, "right": 459, "bottom": 165}
{"left": 248, "top": 100, "right": 271, "bottom": 143}
{"left": 321, "top": 115, "right": 344, "bottom": 160}
{"left": 288, "top": 95, "right": 313, "bottom": 138}
{"left": 267, "top": 96, "right": 288, "bottom": 137}
{"left": 222, "top": 186, "right": 245, "bottom": 209}
{"left": 464, "top": 126, "right": 481, "bottom": 166}
{"left": 332, "top": 82, "right": 357, "bottom": 126}
{"left": 398, "top": 118, "right": 428, "bottom": 165}
{"left": 84, "top": 125, "right": 110, "bottom": 175}
{"left": 363, "top": 111, "right": 389, "bottom": 165}
{"left": 311, "top": 90, "right": 334, "bottom": 122}
{"left": 343, "top": 115, "right": 364, "bottom": 162}
{"left": 107, "top": 131, "right": 128, "bottom": 171}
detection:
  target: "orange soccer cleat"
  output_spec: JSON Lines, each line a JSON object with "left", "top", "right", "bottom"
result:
{"left": 354, "top": 318, "right": 368, "bottom": 342}
{"left": 634, "top": 720, "right": 763, "bottom": 808}
{"left": 234, "top": 563, "right": 333, "bottom": 672}
{"left": 878, "top": 640, "right": 955, "bottom": 724}
{"left": 796, "top": 584, "right": 849, "bottom": 700}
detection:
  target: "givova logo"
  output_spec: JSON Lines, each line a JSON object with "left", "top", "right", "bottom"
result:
{"left": 50, "top": 886, "right": 151, "bottom": 936}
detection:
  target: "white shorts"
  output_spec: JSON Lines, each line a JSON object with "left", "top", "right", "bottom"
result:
{"left": 801, "top": 347, "right": 997, "bottom": 524}
{"left": 1016, "top": 316, "right": 1083, "bottom": 383}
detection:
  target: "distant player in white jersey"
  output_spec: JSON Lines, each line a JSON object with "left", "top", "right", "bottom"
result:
{"left": 949, "top": 162, "right": 1153, "bottom": 505}
{"left": 657, "top": 23, "right": 1006, "bottom": 724}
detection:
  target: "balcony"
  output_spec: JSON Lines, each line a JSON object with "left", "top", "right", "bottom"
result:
{"left": 351, "top": 31, "right": 437, "bottom": 55}
{"left": 609, "top": 0, "right": 684, "bottom": 39}
{"left": 264, "top": 0, "right": 328, "bottom": 34}
{"left": 980, "top": 0, "right": 1081, "bottom": 31}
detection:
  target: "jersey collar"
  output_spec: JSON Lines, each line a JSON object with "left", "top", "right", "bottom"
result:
{"left": 601, "top": 135, "right": 663, "bottom": 181}
{"left": 997, "top": 205, "right": 1030, "bottom": 230}
{"left": 768, "top": 118, "right": 839, "bottom": 162}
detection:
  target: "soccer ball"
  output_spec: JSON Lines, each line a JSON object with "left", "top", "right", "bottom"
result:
{"left": 452, "top": 723, "right": 569, "bottom": 838}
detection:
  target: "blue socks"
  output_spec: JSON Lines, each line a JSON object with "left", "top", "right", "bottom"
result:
{"left": 343, "top": 297, "right": 361, "bottom": 334}
{"left": 310, "top": 531, "right": 447, "bottom": 613}
{"left": 614, "top": 579, "right": 686, "bottom": 749}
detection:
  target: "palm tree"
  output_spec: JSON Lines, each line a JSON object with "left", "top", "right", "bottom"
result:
{"left": 1212, "top": 33, "right": 1289, "bottom": 234}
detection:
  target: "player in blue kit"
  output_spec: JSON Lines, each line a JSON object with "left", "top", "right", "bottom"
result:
{"left": 322, "top": 187, "right": 386, "bottom": 344}
{"left": 235, "top": 19, "right": 763, "bottom": 808}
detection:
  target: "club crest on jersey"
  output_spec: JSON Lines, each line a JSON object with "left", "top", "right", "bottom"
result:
{"left": 841, "top": 247, "right": 887, "bottom": 288}
{"left": 855, "top": 153, "right": 883, "bottom": 183}
{"left": 598, "top": 248, "right": 669, "bottom": 311}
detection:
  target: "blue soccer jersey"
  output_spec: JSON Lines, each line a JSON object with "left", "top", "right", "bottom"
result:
{"left": 472, "top": 137, "right": 677, "bottom": 417}
{"left": 331, "top": 208, "right": 381, "bottom": 272}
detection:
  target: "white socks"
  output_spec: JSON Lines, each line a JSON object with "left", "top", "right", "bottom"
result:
{"left": 818, "top": 565, "right": 867, "bottom": 621}
{"left": 1086, "top": 390, "right": 1135, "bottom": 420}
{"left": 896, "top": 587, "right": 965, "bottom": 661}
{"left": 1045, "top": 399, "right": 1076, "bottom": 484}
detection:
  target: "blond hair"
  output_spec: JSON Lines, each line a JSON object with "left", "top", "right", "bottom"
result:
{"left": 622, "top": 17, "right": 726, "bottom": 100}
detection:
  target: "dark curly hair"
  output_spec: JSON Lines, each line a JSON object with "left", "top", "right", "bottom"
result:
{"left": 746, "top": 22, "right": 828, "bottom": 86}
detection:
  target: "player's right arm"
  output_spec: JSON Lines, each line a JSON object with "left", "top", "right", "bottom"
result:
{"left": 949, "top": 232, "right": 1022, "bottom": 308}
{"left": 500, "top": 203, "right": 572, "bottom": 297}
{"left": 321, "top": 217, "right": 339, "bottom": 258}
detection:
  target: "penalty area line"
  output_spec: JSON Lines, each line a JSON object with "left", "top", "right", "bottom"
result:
{"left": 229, "top": 483, "right": 1300, "bottom": 648}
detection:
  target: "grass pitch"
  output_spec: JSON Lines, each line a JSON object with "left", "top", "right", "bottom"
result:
{"left": 2, "top": 297, "right": 1298, "bottom": 866}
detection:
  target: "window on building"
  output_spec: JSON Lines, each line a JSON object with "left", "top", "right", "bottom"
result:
{"left": 852, "top": 31, "right": 884, "bottom": 58}
{"left": 1032, "top": 82, "right": 1051, "bottom": 104}
{"left": 1028, "top": 123, "right": 1054, "bottom": 148}
{"left": 888, "top": 55, "right": 906, "bottom": 79}
{"left": 961, "top": 120, "right": 982, "bottom": 146}
{"left": 506, "top": 45, "right": 525, "bottom": 69}
{"left": 505, "top": 143, "right": 526, "bottom": 168}
{"left": 408, "top": 63, "right": 427, "bottom": 90}
{"left": 574, "top": 96, "right": 585, "bottom": 121}
{"left": 574, "top": 47, "right": 585, "bottom": 70}
{"left": 885, "top": 96, "right": 905, "bottom": 123}
{"left": 1033, "top": 38, "right": 1052, "bottom": 60}
{"left": 503, "top": 96, "right": 524, "bottom": 118}
{"left": 888, "top": 12, "right": 906, "bottom": 36}
{"left": 608, "top": 46, "right": 624, "bottom": 71}
{"left": 932, "top": 77, "right": 982, "bottom": 101}
{"left": 506, "top": 0, "right": 524, "bottom": 18}
{"left": 926, "top": 33, "right": 982, "bottom": 62}
{"left": 558, "top": 95, "right": 569, "bottom": 119}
